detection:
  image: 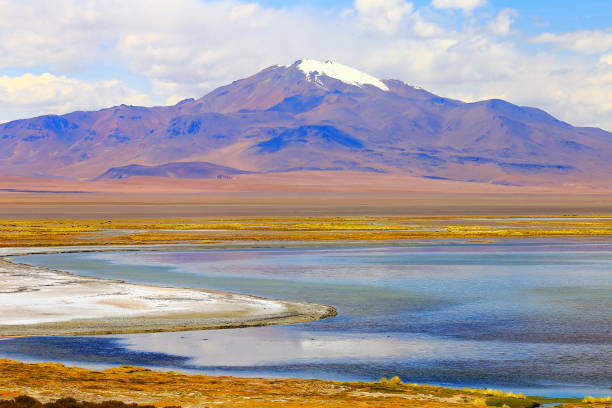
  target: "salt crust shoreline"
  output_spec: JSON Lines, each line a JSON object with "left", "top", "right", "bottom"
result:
{"left": 0, "top": 245, "right": 337, "bottom": 338}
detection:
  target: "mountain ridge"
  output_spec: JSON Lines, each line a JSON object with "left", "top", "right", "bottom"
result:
{"left": 95, "top": 161, "right": 251, "bottom": 180}
{"left": 1, "top": 59, "right": 610, "bottom": 187}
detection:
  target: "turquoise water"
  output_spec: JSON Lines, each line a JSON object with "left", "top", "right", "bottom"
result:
{"left": 3, "top": 240, "right": 612, "bottom": 397}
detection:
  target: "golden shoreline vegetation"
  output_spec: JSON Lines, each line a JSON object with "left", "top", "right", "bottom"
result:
{"left": 1, "top": 216, "right": 611, "bottom": 247}
{"left": 0, "top": 359, "right": 605, "bottom": 408}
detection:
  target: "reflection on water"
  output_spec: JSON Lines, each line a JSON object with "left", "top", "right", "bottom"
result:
{"left": 4, "top": 240, "right": 612, "bottom": 397}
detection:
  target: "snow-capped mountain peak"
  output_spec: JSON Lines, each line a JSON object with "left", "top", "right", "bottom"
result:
{"left": 294, "top": 59, "right": 389, "bottom": 91}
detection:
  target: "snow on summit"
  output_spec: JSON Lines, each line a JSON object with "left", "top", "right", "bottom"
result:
{"left": 295, "top": 59, "right": 389, "bottom": 91}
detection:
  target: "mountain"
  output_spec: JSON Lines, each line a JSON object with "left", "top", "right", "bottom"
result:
{"left": 1, "top": 59, "right": 611, "bottom": 187}
{"left": 95, "top": 161, "right": 249, "bottom": 180}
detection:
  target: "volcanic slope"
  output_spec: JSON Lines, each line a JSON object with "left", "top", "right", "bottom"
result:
{"left": 1, "top": 59, "right": 611, "bottom": 186}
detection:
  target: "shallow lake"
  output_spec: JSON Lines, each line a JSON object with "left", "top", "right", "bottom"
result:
{"left": 4, "top": 239, "right": 612, "bottom": 397}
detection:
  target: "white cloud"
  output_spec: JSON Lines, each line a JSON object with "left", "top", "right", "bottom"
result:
{"left": 488, "top": 8, "right": 518, "bottom": 36}
{"left": 353, "top": 0, "right": 414, "bottom": 35}
{"left": 601, "top": 54, "right": 612, "bottom": 65}
{"left": 532, "top": 29, "right": 612, "bottom": 54}
{"left": 0, "top": 0, "right": 120, "bottom": 71}
{"left": 229, "top": 3, "right": 261, "bottom": 21}
{"left": 431, "top": 0, "right": 486, "bottom": 13}
{"left": 0, "top": 0, "right": 610, "bottom": 131}
{"left": 0, "top": 73, "right": 150, "bottom": 123}
{"left": 111, "top": 1, "right": 351, "bottom": 99}
{"left": 410, "top": 11, "right": 444, "bottom": 38}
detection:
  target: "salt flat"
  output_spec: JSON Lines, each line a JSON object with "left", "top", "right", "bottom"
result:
{"left": 0, "top": 248, "right": 335, "bottom": 337}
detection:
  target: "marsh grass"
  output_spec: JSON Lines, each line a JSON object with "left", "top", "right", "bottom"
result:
{"left": 1, "top": 216, "right": 611, "bottom": 247}
{"left": 583, "top": 396, "right": 612, "bottom": 403}
{"left": 2, "top": 360, "right": 600, "bottom": 408}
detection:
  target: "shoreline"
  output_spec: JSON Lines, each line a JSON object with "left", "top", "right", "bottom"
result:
{"left": 0, "top": 358, "right": 595, "bottom": 408}
{"left": 0, "top": 246, "right": 336, "bottom": 338}
{"left": 1, "top": 244, "right": 611, "bottom": 405}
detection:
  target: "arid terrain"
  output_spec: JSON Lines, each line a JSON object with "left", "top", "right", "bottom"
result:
{"left": 0, "top": 185, "right": 611, "bottom": 220}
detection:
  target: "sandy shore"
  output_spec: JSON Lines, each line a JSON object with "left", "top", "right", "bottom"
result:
{"left": 0, "top": 246, "right": 336, "bottom": 338}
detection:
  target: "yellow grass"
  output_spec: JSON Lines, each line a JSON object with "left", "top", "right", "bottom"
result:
{"left": 1, "top": 216, "right": 611, "bottom": 247}
{"left": 584, "top": 396, "right": 612, "bottom": 403}
{"left": 0, "top": 359, "right": 510, "bottom": 408}
{"left": 461, "top": 388, "right": 526, "bottom": 399}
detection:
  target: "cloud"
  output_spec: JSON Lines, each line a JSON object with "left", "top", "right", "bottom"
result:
{"left": 0, "top": 0, "right": 121, "bottom": 71}
{"left": 0, "top": 73, "right": 150, "bottom": 123}
{"left": 430, "top": 0, "right": 486, "bottom": 13}
{"left": 488, "top": 8, "right": 518, "bottom": 36}
{"left": 112, "top": 1, "right": 354, "bottom": 100}
{"left": 409, "top": 11, "right": 444, "bottom": 38}
{"left": 532, "top": 29, "right": 612, "bottom": 54}
{"left": 0, "top": 0, "right": 610, "bottom": 131}
{"left": 353, "top": 0, "right": 414, "bottom": 35}
{"left": 601, "top": 54, "right": 612, "bottom": 65}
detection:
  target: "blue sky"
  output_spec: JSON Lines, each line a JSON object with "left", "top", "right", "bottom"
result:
{"left": 0, "top": 0, "right": 611, "bottom": 130}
